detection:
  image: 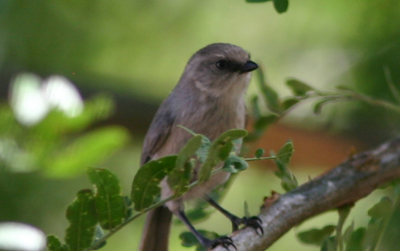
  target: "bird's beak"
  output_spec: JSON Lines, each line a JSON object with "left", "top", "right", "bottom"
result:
{"left": 239, "top": 60, "right": 258, "bottom": 74}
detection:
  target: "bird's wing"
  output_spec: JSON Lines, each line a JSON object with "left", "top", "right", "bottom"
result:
{"left": 140, "top": 101, "right": 176, "bottom": 166}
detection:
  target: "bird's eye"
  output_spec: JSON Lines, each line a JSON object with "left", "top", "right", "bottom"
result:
{"left": 215, "top": 60, "right": 228, "bottom": 70}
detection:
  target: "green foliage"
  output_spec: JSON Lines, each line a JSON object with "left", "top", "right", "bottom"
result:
{"left": 297, "top": 225, "right": 336, "bottom": 246}
{"left": 65, "top": 190, "right": 97, "bottom": 251}
{"left": 198, "top": 129, "right": 247, "bottom": 183}
{"left": 47, "top": 235, "right": 69, "bottom": 251}
{"left": 87, "top": 168, "right": 126, "bottom": 230}
{"left": 167, "top": 135, "right": 202, "bottom": 197}
{"left": 273, "top": 141, "right": 298, "bottom": 192}
{"left": 0, "top": 90, "right": 129, "bottom": 177}
{"left": 131, "top": 155, "right": 178, "bottom": 211}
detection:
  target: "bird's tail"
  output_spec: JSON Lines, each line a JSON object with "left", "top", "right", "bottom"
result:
{"left": 139, "top": 206, "right": 173, "bottom": 251}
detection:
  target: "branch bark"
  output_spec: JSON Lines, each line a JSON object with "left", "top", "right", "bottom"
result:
{"left": 213, "top": 136, "right": 400, "bottom": 251}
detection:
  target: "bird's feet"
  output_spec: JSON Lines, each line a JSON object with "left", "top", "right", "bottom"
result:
{"left": 231, "top": 216, "right": 264, "bottom": 235}
{"left": 201, "top": 236, "right": 237, "bottom": 251}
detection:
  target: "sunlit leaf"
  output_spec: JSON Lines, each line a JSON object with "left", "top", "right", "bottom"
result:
{"left": 87, "top": 168, "right": 126, "bottom": 230}
{"left": 131, "top": 155, "right": 177, "bottom": 211}
{"left": 65, "top": 189, "right": 97, "bottom": 251}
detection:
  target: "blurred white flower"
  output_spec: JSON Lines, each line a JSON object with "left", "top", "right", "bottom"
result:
{"left": 0, "top": 222, "right": 46, "bottom": 251}
{"left": 10, "top": 73, "right": 84, "bottom": 126}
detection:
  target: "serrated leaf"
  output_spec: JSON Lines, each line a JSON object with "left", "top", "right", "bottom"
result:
{"left": 65, "top": 189, "right": 97, "bottom": 251}
{"left": 131, "top": 155, "right": 177, "bottom": 211}
{"left": 87, "top": 168, "right": 126, "bottom": 230}
{"left": 255, "top": 148, "right": 265, "bottom": 158}
{"left": 198, "top": 129, "right": 247, "bottom": 183}
{"left": 277, "top": 141, "right": 294, "bottom": 166}
{"left": 368, "top": 196, "right": 393, "bottom": 219}
{"left": 47, "top": 235, "right": 68, "bottom": 251}
{"left": 273, "top": 0, "right": 289, "bottom": 13}
{"left": 345, "top": 228, "right": 366, "bottom": 251}
{"left": 297, "top": 225, "right": 336, "bottom": 246}
{"left": 256, "top": 67, "right": 282, "bottom": 114}
{"left": 222, "top": 155, "right": 249, "bottom": 173}
{"left": 286, "top": 79, "right": 316, "bottom": 96}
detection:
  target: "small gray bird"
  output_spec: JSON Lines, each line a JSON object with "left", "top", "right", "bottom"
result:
{"left": 139, "top": 43, "right": 261, "bottom": 251}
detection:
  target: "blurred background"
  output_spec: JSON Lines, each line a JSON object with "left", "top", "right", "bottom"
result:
{"left": 0, "top": 0, "right": 400, "bottom": 250}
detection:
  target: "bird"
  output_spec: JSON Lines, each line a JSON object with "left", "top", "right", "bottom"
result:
{"left": 138, "top": 43, "right": 261, "bottom": 251}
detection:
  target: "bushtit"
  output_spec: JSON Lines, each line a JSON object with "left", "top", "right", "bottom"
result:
{"left": 139, "top": 43, "right": 261, "bottom": 251}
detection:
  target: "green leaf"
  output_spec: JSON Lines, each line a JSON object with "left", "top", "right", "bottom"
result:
{"left": 281, "top": 97, "right": 300, "bottom": 111}
{"left": 345, "top": 228, "right": 366, "bottom": 251}
{"left": 343, "top": 221, "right": 355, "bottom": 243}
{"left": 65, "top": 189, "right": 97, "bottom": 251}
{"left": 47, "top": 235, "right": 68, "bottom": 251}
{"left": 286, "top": 79, "right": 316, "bottom": 96}
{"left": 87, "top": 168, "right": 126, "bottom": 230}
{"left": 297, "top": 225, "right": 336, "bottom": 246}
{"left": 44, "top": 126, "right": 130, "bottom": 178}
{"left": 367, "top": 196, "right": 393, "bottom": 220}
{"left": 255, "top": 148, "right": 265, "bottom": 158}
{"left": 273, "top": 0, "right": 289, "bottom": 13}
{"left": 198, "top": 129, "right": 247, "bottom": 183}
{"left": 167, "top": 159, "right": 195, "bottom": 197}
{"left": 168, "top": 135, "right": 202, "bottom": 197}
{"left": 313, "top": 98, "right": 337, "bottom": 115}
{"left": 363, "top": 220, "right": 380, "bottom": 250}
{"left": 277, "top": 141, "right": 294, "bottom": 166}
{"left": 222, "top": 155, "right": 249, "bottom": 173}
{"left": 131, "top": 155, "right": 177, "bottom": 211}
{"left": 321, "top": 236, "right": 336, "bottom": 251}
{"left": 256, "top": 67, "right": 282, "bottom": 114}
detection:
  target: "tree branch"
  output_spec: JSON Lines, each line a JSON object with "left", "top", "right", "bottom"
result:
{"left": 213, "top": 136, "right": 400, "bottom": 251}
